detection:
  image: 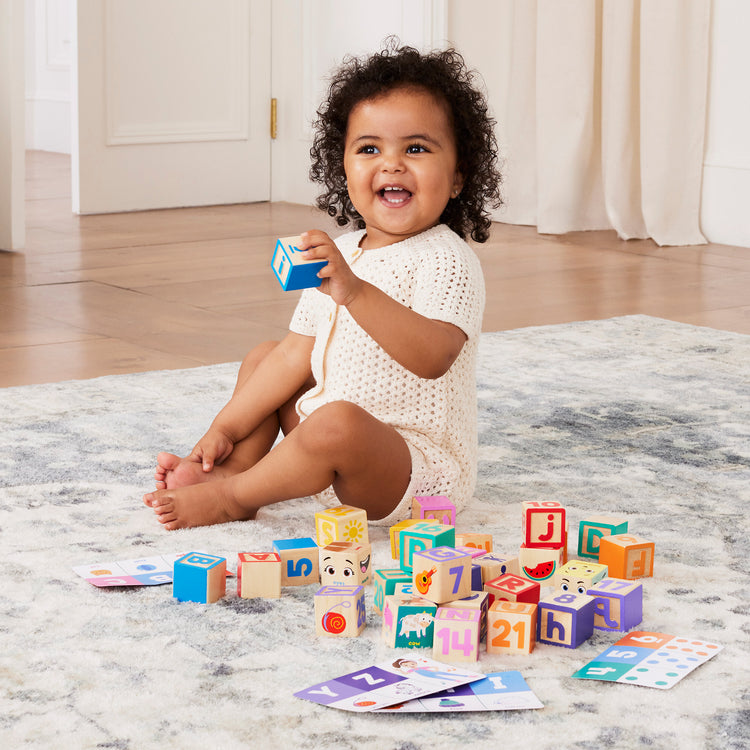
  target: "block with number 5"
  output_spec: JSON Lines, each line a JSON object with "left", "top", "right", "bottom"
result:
{"left": 412, "top": 547, "right": 472, "bottom": 604}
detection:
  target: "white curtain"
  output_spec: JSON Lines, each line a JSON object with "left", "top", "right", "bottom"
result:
{"left": 494, "top": 0, "right": 711, "bottom": 246}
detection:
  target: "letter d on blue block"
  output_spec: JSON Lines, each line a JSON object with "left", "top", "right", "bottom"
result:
{"left": 173, "top": 552, "right": 227, "bottom": 604}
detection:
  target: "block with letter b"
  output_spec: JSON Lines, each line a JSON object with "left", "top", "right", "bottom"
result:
{"left": 598, "top": 534, "right": 654, "bottom": 579}
{"left": 398, "top": 521, "right": 455, "bottom": 573}
{"left": 537, "top": 592, "right": 595, "bottom": 648}
{"left": 319, "top": 541, "right": 372, "bottom": 586}
{"left": 577, "top": 516, "right": 628, "bottom": 559}
{"left": 272, "top": 537, "right": 319, "bottom": 586}
{"left": 271, "top": 235, "right": 327, "bottom": 291}
{"left": 587, "top": 577, "right": 643, "bottom": 632}
{"left": 522, "top": 500, "right": 566, "bottom": 548}
{"left": 432, "top": 607, "right": 482, "bottom": 662}
{"left": 315, "top": 505, "right": 369, "bottom": 547}
{"left": 173, "top": 552, "right": 226, "bottom": 604}
{"left": 314, "top": 584, "right": 366, "bottom": 637}
{"left": 411, "top": 495, "right": 456, "bottom": 525}
{"left": 484, "top": 573, "right": 540, "bottom": 607}
{"left": 486, "top": 600, "right": 538, "bottom": 654}
{"left": 237, "top": 552, "right": 281, "bottom": 599}
{"left": 411, "top": 546, "right": 472, "bottom": 604}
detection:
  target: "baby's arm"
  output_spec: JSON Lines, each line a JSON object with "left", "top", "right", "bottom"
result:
{"left": 301, "top": 231, "right": 466, "bottom": 379}
{"left": 189, "top": 332, "right": 314, "bottom": 470}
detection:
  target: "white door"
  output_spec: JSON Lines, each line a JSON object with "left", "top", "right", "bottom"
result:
{"left": 72, "top": 0, "right": 271, "bottom": 214}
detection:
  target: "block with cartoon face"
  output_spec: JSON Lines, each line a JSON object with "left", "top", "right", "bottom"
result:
{"left": 554, "top": 560, "right": 608, "bottom": 595}
{"left": 319, "top": 541, "right": 372, "bottom": 586}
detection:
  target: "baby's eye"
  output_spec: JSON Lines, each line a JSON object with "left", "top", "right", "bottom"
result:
{"left": 406, "top": 144, "right": 428, "bottom": 154}
{"left": 358, "top": 144, "right": 379, "bottom": 155}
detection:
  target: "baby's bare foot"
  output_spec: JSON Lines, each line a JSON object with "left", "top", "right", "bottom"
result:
{"left": 154, "top": 452, "right": 226, "bottom": 490}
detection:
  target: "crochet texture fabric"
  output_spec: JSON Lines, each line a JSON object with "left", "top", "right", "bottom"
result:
{"left": 289, "top": 224, "right": 486, "bottom": 525}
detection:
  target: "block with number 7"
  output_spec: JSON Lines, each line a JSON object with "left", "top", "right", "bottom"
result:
{"left": 412, "top": 546, "right": 472, "bottom": 604}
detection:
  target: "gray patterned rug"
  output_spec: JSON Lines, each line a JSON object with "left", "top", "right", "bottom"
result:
{"left": 1, "top": 316, "right": 748, "bottom": 749}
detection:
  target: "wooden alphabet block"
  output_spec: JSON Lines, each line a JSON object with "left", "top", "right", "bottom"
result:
{"left": 522, "top": 500, "right": 567, "bottom": 548}
{"left": 411, "top": 495, "right": 456, "bottom": 525}
{"left": 411, "top": 546, "right": 472, "bottom": 604}
{"left": 236, "top": 552, "right": 281, "bottom": 599}
{"left": 373, "top": 568, "right": 413, "bottom": 614}
{"left": 486, "top": 600, "right": 538, "bottom": 654}
{"left": 587, "top": 577, "right": 643, "bottom": 632}
{"left": 476, "top": 552, "right": 520, "bottom": 583}
{"left": 398, "top": 521, "right": 455, "bottom": 573}
{"left": 271, "top": 235, "right": 327, "bottom": 291}
{"left": 518, "top": 544, "right": 565, "bottom": 583}
{"left": 272, "top": 537, "right": 319, "bottom": 586}
{"left": 432, "top": 607, "right": 482, "bottom": 662}
{"left": 442, "top": 591, "right": 489, "bottom": 640}
{"left": 577, "top": 516, "right": 628, "bottom": 559}
{"left": 314, "top": 584, "right": 366, "bottom": 637}
{"left": 484, "top": 573, "right": 540, "bottom": 607}
{"left": 319, "top": 541, "right": 372, "bottom": 586}
{"left": 554, "top": 560, "right": 608, "bottom": 595}
{"left": 173, "top": 552, "right": 226, "bottom": 604}
{"left": 382, "top": 594, "right": 438, "bottom": 649}
{"left": 315, "top": 505, "right": 369, "bottom": 547}
{"left": 537, "top": 592, "right": 595, "bottom": 648}
{"left": 389, "top": 519, "right": 422, "bottom": 559}
{"left": 598, "top": 534, "right": 654, "bottom": 579}
{"left": 454, "top": 533, "right": 493, "bottom": 553}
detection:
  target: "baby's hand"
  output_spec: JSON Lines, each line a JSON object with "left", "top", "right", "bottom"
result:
{"left": 300, "top": 230, "right": 362, "bottom": 306}
{"left": 187, "top": 428, "right": 234, "bottom": 472}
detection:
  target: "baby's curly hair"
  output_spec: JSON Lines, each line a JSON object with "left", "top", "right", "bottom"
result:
{"left": 309, "top": 40, "right": 502, "bottom": 243}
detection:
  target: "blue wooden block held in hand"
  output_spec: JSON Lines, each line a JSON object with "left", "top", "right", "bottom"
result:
{"left": 271, "top": 235, "right": 327, "bottom": 290}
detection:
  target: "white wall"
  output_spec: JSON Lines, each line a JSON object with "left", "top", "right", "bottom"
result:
{"left": 25, "top": 0, "right": 72, "bottom": 153}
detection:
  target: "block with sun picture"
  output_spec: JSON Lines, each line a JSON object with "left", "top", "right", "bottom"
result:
{"left": 315, "top": 505, "right": 369, "bottom": 547}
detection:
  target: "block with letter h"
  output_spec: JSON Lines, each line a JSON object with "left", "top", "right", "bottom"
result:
{"left": 577, "top": 516, "right": 628, "bottom": 559}
{"left": 485, "top": 572, "right": 540, "bottom": 607}
{"left": 319, "top": 541, "right": 372, "bottom": 586}
{"left": 314, "top": 584, "right": 366, "bottom": 637}
{"left": 373, "top": 568, "right": 413, "bottom": 614}
{"left": 432, "top": 606, "right": 482, "bottom": 662}
{"left": 598, "top": 534, "right": 654, "bottom": 579}
{"left": 398, "top": 521, "right": 455, "bottom": 573}
{"left": 315, "top": 505, "right": 369, "bottom": 547}
{"left": 272, "top": 537, "right": 319, "bottom": 586}
{"left": 173, "top": 552, "right": 226, "bottom": 604}
{"left": 522, "top": 500, "right": 567, "bottom": 548}
{"left": 587, "top": 577, "right": 643, "bottom": 632}
{"left": 411, "top": 495, "right": 456, "bottom": 525}
{"left": 411, "top": 546, "right": 472, "bottom": 604}
{"left": 486, "top": 600, "right": 538, "bottom": 655}
{"left": 537, "top": 592, "right": 595, "bottom": 648}
{"left": 271, "top": 235, "right": 327, "bottom": 291}
{"left": 237, "top": 552, "right": 281, "bottom": 599}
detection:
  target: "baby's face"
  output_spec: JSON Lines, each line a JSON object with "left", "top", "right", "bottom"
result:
{"left": 343, "top": 86, "right": 463, "bottom": 250}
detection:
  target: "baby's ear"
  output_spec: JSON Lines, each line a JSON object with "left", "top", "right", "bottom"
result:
{"left": 451, "top": 171, "right": 464, "bottom": 198}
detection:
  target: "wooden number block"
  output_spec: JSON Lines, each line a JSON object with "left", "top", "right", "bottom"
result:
{"left": 443, "top": 591, "right": 489, "bottom": 640}
{"left": 587, "top": 577, "right": 643, "bottom": 632}
{"left": 398, "top": 521, "right": 456, "bottom": 573}
{"left": 315, "top": 505, "right": 369, "bottom": 547}
{"left": 598, "top": 534, "right": 654, "bottom": 579}
{"left": 411, "top": 495, "right": 456, "bottom": 525}
{"left": 314, "top": 584, "right": 366, "bottom": 637}
{"left": 554, "top": 560, "right": 608, "bottom": 595}
{"left": 373, "top": 568, "right": 413, "bottom": 614}
{"left": 173, "top": 552, "right": 226, "bottom": 604}
{"left": 432, "top": 607, "right": 482, "bottom": 662}
{"left": 522, "top": 501, "right": 567, "bottom": 548}
{"left": 487, "top": 601, "right": 537, "bottom": 654}
{"left": 319, "top": 541, "right": 372, "bottom": 586}
{"left": 271, "top": 235, "right": 326, "bottom": 291}
{"left": 477, "top": 552, "right": 520, "bottom": 583}
{"left": 389, "top": 519, "right": 422, "bottom": 559}
{"left": 382, "top": 594, "right": 438, "bottom": 649}
{"left": 577, "top": 516, "right": 628, "bottom": 559}
{"left": 484, "top": 573, "right": 540, "bottom": 607}
{"left": 537, "top": 592, "right": 595, "bottom": 648}
{"left": 518, "top": 544, "right": 564, "bottom": 584}
{"left": 272, "top": 537, "right": 319, "bottom": 586}
{"left": 237, "top": 552, "right": 281, "bottom": 599}
{"left": 455, "top": 533, "right": 493, "bottom": 553}
{"left": 412, "top": 546, "right": 472, "bottom": 604}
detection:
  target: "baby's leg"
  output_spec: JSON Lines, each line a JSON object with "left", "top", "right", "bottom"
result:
{"left": 144, "top": 400, "right": 412, "bottom": 530}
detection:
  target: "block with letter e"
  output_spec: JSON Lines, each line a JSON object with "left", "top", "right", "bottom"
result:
{"left": 598, "top": 534, "right": 654, "bottom": 580}
{"left": 237, "top": 552, "right": 281, "bottom": 599}
{"left": 315, "top": 505, "right": 369, "bottom": 547}
{"left": 272, "top": 537, "right": 319, "bottom": 586}
{"left": 271, "top": 235, "right": 326, "bottom": 291}
{"left": 173, "top": 552, "right": 226, "bottom": 604}
{"left": 537, "top": 592, "right": 595, "bottom": 648}
{"left": 411, "top": 546, "right": 472, "bottom": 604}
{"left": 314, "top": 584, "right": 366, "bottom": 637}
{"left": 577, "top": 516, "right": 628, "bottom": 559}
{"left": 398, "top": 521, "right": 455, "bottom": 573}
{"left": 432, "top": 606, "right": 482, "bottom": 662}
{"left": 486, "top": 600, "right": 537, "bottom": 654}
{"left": 587, "top": 577, "right": 643, "bottom": 632}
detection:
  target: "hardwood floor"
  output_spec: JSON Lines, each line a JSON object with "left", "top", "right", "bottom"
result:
{"left": 1, "top": 150, "right": 749, "bottom": 387}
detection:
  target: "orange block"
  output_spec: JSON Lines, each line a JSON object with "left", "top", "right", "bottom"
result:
{"left": 598, "top": 534, "right": 654, "bottom": 579}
